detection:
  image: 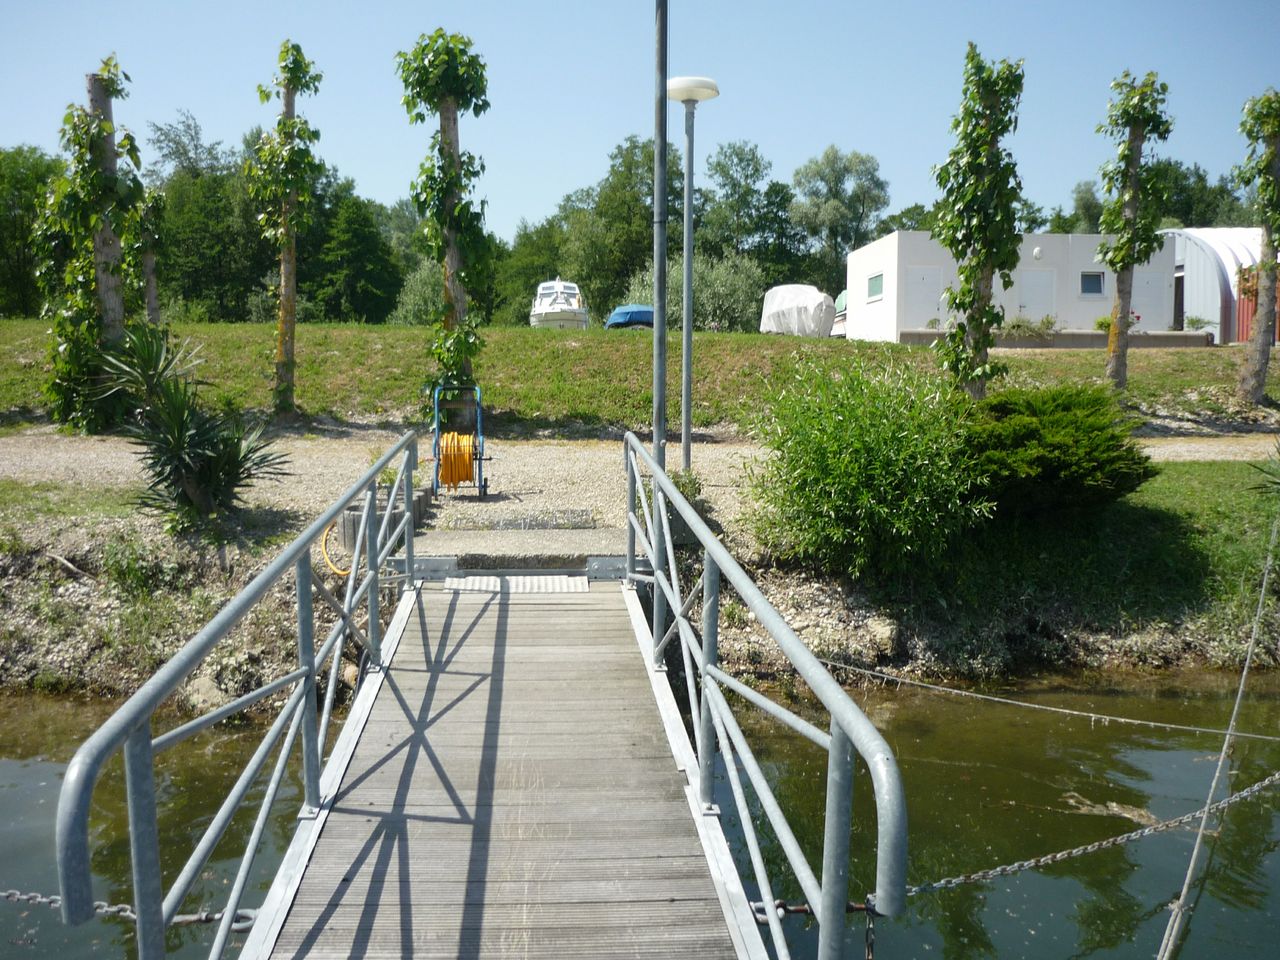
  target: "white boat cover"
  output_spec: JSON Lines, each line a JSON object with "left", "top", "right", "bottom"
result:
{"left": 759, "top": 285, "right": 835, "bottom": 337}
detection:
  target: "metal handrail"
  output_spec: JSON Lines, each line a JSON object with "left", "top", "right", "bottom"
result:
{"left": 55, "top": 431, "right": 420, "bottom": 959}
{"left": 623, "top": 432, "right": 907, "bottom": 960}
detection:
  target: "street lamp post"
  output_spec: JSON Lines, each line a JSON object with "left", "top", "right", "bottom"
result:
{"left": 667, "top": 75, "right": 718, "bottom": 473}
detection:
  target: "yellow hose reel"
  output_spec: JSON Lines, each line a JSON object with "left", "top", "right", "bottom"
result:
{"left": 431, "top": 384, "right": 489, "bottom": 497}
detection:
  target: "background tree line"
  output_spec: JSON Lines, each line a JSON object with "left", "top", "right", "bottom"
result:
{"left": 0, "top": 113, "right": 1262, "bottom": 328}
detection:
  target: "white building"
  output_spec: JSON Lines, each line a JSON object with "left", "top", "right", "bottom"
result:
{"left": 844, "top": 231, "right": 1176, "bottom": 343}
{"left": 1159, "top": 227, "right": 1262, "bottom": 344}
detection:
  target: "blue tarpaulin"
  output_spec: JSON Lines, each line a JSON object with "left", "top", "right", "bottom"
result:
{"left": 605, "top": 304, "right": 654, "bottom": 329}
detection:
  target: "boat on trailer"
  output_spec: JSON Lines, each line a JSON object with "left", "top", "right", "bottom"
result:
{"left": 529, "top": 278, "right": 589, "bottom": 329}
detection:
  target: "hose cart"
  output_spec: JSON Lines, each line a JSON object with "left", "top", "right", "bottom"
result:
{"left": 432, "top": 384, "right": 489, "bottom": 498}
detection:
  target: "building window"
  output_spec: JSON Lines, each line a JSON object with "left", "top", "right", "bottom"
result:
{"left": 867, "top": 273, "right": 884, "bottom": 301}
{"left": 1080, "top": 272, "right": 1105, "bottom": 296}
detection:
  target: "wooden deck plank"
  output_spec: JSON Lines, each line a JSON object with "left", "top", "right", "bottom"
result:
{"left": 263, "top": 580, "right": 740, "bottom": 960}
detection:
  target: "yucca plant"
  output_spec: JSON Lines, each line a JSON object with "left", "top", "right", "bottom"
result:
{"left": 101, "top": 324, "right": 287, "bottom": 525}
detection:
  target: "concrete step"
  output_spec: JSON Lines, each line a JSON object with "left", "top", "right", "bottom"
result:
{"left": 412, "top": 526, "right": 628, "bottom": 579}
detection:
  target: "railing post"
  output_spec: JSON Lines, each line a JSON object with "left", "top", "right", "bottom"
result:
{"left": 295, "top": 550, "right": 321, "bottom": 810}
{"left": 365, "top": 486, "right": 382, "bottom": 666}
{"left": 698, "top": 552, "right": 720, "bottom": 809}
{"left": 652, "top": 486, "right": 667, "bottom": 666}
{"left": 625, "top": 447, "right": 636, "bottom": 581}
{"left": 402, "top": 441, "right": 416, "bottom": 596}
{"left": 124, "top": 725, "right": 165, "bottom": 960}
{"left": 817, "top": 720, "right": 856, "bottom": 960}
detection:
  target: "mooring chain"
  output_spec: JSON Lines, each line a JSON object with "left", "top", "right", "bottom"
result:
{"left": 3, "top": 889, "right": 134, "bottom": 920}
{"left": 905, "top": 767, "right": 1280, "bottom": 898}
{"left": 3, "top": 888, "right": 255, "bottom": 930}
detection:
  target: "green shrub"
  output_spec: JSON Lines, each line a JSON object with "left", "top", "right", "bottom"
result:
{"left": 389, "top": 259, "right": 446, "bottom": 326}
{"left": 100, "top": 325, "right": 287, "bottom": 526}
{"left": 969, "top": 385, "right": 1154, "bottom": 515}
{"left": 750, "top": 358, "right": 990, "bottom": 579}
{"left": 622, "top": 251, "right": 765, "bottom": 332}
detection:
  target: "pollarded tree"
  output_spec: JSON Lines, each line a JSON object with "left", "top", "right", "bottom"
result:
{"left": 931, "top": 42, "right": 1025, "bottom": 400}
{"left": 246, "top": 40, "right": 323, "bottom": 415}
{"left": 40, "top": 56, "right": 145, "bottom": 430}
{"left": 1236, "top": 89, "right": 1280, "bottom": 405}
{"left": 396, "top": 30, "right": 492, "bottom": 412}
{"left": 1097, "top": 70, "right": 1173, "bottom": 390}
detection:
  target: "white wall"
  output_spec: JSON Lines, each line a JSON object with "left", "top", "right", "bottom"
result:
{"left": 844, "top": 233, "right": 900, "bottom": 342}
{"left": 845, "top": 231, "right": 1175, "bottom": 341}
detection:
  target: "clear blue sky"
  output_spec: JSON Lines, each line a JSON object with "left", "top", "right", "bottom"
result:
{"left": 3, "top": 0, "right": 1277, "bottom": 242}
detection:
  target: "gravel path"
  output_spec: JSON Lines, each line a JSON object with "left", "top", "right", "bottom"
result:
{"left": 0, "top": 426, "right": 1275, "bottom": 530}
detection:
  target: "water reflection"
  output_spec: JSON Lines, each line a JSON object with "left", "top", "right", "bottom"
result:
{"left": 721, "top": 674, "right": 1280, "bottom": 959}
{"left": 0, "top": 695, "right": 300, "bottom": 959}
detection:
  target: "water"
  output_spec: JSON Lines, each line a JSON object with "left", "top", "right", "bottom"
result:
{"left": 2, "top": 674, "right": 1278, "bottom": 959}
{"left": 721, "top": 672, "right": 1280, "bottom": 959}
{"left": 0, "top": 695, "right": 301, "bottom": 959}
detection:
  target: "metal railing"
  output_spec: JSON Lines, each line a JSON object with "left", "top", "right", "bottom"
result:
{"left": 623, "top": 433, "right": 907, "bottom": 960}
{"left": 55, "top": 431, "right": 420, "bottom": 960}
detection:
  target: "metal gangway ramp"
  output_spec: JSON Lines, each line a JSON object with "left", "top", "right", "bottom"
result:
{"left": 54, "top": 431, "right": 906, "bottom": 960}
{"left": 248, "top": 577, "right": 749, "bottom": 958}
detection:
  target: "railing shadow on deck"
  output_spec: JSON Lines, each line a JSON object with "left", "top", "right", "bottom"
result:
{"left": 623, "top": 432, "right": 908, "bottom": 960}
{"left": 55, "top": 431, "right": 422, "bottom": 960}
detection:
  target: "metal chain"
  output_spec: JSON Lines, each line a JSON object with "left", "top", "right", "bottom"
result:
{"left": 3, "top": 889, "right": 135, "bottom": 920}
{"left": 3, "top": 889, "right": 255, "bottom": 930}
{"left": 906, "top": 767, "right": 1280, "bottom": 898}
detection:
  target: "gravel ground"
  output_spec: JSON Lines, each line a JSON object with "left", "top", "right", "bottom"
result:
{"left": 2, "top": 425, "right": 1273, "bottom": 527}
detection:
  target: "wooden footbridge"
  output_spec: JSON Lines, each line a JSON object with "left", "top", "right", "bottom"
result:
{"left": 53, "top": 433, "right": 907, "bottom": 960}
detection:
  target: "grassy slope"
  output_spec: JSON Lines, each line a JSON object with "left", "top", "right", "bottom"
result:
{"left": 4, "top": 318, "right": 1278, "bottom": 431}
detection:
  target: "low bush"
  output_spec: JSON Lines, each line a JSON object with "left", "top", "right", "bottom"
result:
{"left": 969, "top": 385, "right": 1155, "bottom": 515}
{"left": 750, "top": 358, "right": 990, "bottom": 579}
{"left": 100, "top": 324, "right": 287, "bottom": 526}
{"left": 622, "top": 251, "right": 764, "bottom": 332}
{"left": 389, "top": 259, "right": 446, "bottom": 326}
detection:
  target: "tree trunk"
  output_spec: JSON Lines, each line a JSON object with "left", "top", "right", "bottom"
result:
{"left": 964, "top": 266, "right": 995, "bottom": 400}
{"left": 1106, "top": 265, "right": 1134, "bottom": 389}
{"left": 86, "top": 73, "right": 125, "bottom": 345}
{"left": 275, "top": 86, "right": 297, "bottom": 416}
{"left": 437, "top": 96, "right": 475, "bottom": 434}
{"left": 1238, "top": 134, "right": 1280, "bottom": 406}
{"left": 142, "top": 249, "right": 160, "bottom": 325}
{"left": 1105, "top": 124, "right": 1146, "bottom": 391}
{"left": 438, "top": 97, "right": 469, "bottom": 333}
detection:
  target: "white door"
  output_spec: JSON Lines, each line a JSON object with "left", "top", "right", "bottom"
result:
{"left": 1016, "top": 269, "right": 1055, "bottom": 322}
{"left": 904, "top": 266, "right": 943, "bottom": 327}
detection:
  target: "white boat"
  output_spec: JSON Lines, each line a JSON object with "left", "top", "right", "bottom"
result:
{"left": 529, "top": 278, "right": 589, "bottom": 329}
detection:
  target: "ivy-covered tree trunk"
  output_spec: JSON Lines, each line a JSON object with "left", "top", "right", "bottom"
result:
{"left": 1105, "top": 125, "right": 1146, "bottom": 390}
{"left": 438, "top": 96, "right": 468, "bottom": 332}
{"left": 275, "top": 85, "right": 298, "bottom": 415}
{"left": 966, "top": 266, "right": 995, "bottom": 400}
{"left": 86, "top": 72, "right": 125, "bottom": 345}
{"left": 1238, "top": 131, "right": 1280, "bottom": 405}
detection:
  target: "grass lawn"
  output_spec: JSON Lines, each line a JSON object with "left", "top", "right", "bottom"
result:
{"left": 3, "top": 318, "right": 1278, "bottom": 432}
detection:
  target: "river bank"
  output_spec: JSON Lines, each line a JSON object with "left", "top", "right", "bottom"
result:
{"left": 1, "top": 423, "right": 1277, "bottom": 703}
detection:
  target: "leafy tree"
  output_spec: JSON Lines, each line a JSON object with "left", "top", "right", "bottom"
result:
{"left": 1235, "top": 89, "right": 1280, "bottom": 405}
{"left": 40, "top": 56, "right": 146, "bottom": 430}
{"left": 315, "top": 195, "right": 401, "bottom": 323}
{"left": 146, "top": 109, "right": 231, "bottom": 181}
{"left": 1016, "top": 198, "right": 1048, "bottom": 233}
{"left": 389, "top": 258, "right": 446, "bottom": 326}
{"left": 245, "top": 39, "right": 323, "bottom": 415}
{"left": 397, "top": 28, "right": 493, "bottom": 420}
{"left": 561, "top": 135, "right": 684, "bottom": 315}
{"left": 1071, "top": 180, "right": 1104, "bottom": 233}
{"left": 622, "top": 250, "right": 765, "bottom": 332}
{"left": 1097, "top": 70, "right": 1173, "bottom": 389}
{"left": 158, "top": 166, "right": 272, "bottom": 320}
{"left": 790, "top": 145, "right": 889, "bottom": 291}
{"left": 373, "top": 196, "right": 429, "bottom": 277}
{"left": 1149, "top": 159, "right": 1243, "bottom": 227}
{"left": 1046, "top": 205, "right": 1076, "bottom": 233}
{"left": 0, "top": 146, "right": 62, "bottom": 317}
{"left": 932, "top": 42, "right": 1025, "bottom": 399}
{"left": 700, "top": 140, "right": 771, "bottom": 256}
{"left": 494, "top": 216, "right": 567, "bottom": 325}
{"left": 753, "top": 180, "right": 811, "bottom": 288}
{"left": 877, "top": 202, "right": 937, "bottom": 237}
